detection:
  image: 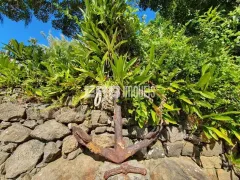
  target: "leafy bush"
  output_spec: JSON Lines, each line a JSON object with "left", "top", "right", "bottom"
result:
{"left": 0, "top": 1, "right": 239, "bottom": 148}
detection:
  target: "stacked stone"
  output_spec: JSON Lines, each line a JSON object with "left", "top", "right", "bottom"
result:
{"left": 0, "top": 89, "right": 239, "bottom": 180}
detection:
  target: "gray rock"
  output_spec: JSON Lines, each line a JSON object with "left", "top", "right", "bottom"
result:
{"left": 143, "top": 157, "right": 210, "bottom": 180}
{"left": 167, "top": 126, "right": 184, "bottom": 143}
{"left": 94, "top": 127, "right": 107, "bottom": 134}
{"left": 0, "top": 151, "right": 9, "bottom": 165}
{"left": 135, "top": 147, "right": 148, "bottom": 160}
{"left": 36, "top": 162, "right": 48, "bottom": 168}
{"left": 0, "top": 162, "right": 5, "bottom": 175}
{"left": 203, "top": 169, "right": 218, "bottom": 180}
{"left": 159, "top": 128, "right": 169, "bottom": 142}
{"left": 0, "top": 124, "right": 31, "bottom": 143}
{"left": 32, "top": 154, "right": 102, "bottom": 180}
{"left": 26, "top": 107, "right": 40, "bottom": 120}
{"left": 165, "top": 141, "right": 184, "bottom": 157}
{"left": 23, "top": 120, "right": 37, "bottom": 129}
{"left": 92, "top": 133, "right": 115, "bottom": 148}
{"left": 201, "top": 141, "right": 223, "bottom": 157}
{"left": 18, "top": 173, "right": 32, "bottom": 180}
{"left": 181, "top": 141, "right": 194, "bottom": 156}
{"left": 122, "top": 129, "right": 129, "bottom": 137}
{"left": 67, "top": 148, "right": 82, "bottom": 160}
{"left": 68, "top": 123, "right": 89, "bottom": 133}
{"left": 0, "top": 143, "right": 17, "bottom": 153}
{"left": 43, "top": 142, "right": 61, "bottom": 163}
{"left": 5, "top": 140, "right": 44, "bottom": 179}
{"left": 62, "top": 135, "right": 79, "bottom": 156}
{"left": 30, "top": 120, "right": 70, "bottom": 141}
{"left": 217, "top": 169, "right": 239, "bottom": 180}
{"left": 39, "top": 106, "right": 55, "bottom": 120}
{"left": 99, "top": 111, "right": 110, "bottom": 124}
{"left": 91, "top": 110, "right": 101, "bottom": 126}
{"left": 0, "top": 103, "right": 25, "bottom": 121}
{"left": 146, "top": 140, "right": 165, "bottom": 159}
{"left": 76, "top": 105, "right": 88, "bottom": 114}
{"left": 106, "top": 126, "right": 128, "bottom": 136}
{"left": 30, "top": 168, "right": 38, "bottom": 176}
{"left": 123, "top": 137, "right": 133, "bottom": 147}
{"left": 106, "top": 127, "right": 115, "bottom": 133}
{"left": 0, "top": 122, "right": 11, "bottom": 129}
{"left": 96, "top": 160, "right": 150, "bottom": 180}
{"left": 56, "top": 108, "right": 85, "bottom": 124}
{"left": 36, "top": 120, "right": 44, "bottom": 125}
{"left": 201, "top": 156, "right": 222, "bottom": 169}
{"left": 128, "top": 126, "right": 148, "bottom": 139}
{"left": 56, "top": 140, "right": 62, "bottom": 149}
{"left": 9, "top": 117, "right": 21, "bottom": 122}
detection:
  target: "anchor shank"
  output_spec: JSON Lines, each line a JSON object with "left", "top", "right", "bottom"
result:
{"left": 114, "top": 102, "right": 124, "bottom": 148}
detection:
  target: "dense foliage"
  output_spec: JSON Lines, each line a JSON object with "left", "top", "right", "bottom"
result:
{"left": 138, "top": 0, "right": 239, "bottom": 28}
{"left": 0, "top": 0, "right": 239, "bottom": 160}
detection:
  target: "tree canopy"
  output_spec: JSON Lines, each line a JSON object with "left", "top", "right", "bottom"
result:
{"left": 139, "top": 0, "right": 239, "bottom": 25}
{"left": 0, "top": 0, "right": 84, "bottom": 37}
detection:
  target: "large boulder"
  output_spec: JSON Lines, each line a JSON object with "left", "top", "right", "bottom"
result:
{"left": 30, "top": 120, "right": 70, "bottom": 141}
{"left": 32, "top": 154, "right": 102, "bottom": 180}
{"left": 165, "top": 141, "right": 184, "bottom": 157}
{"left": 96, "top": 160, "right": 150, "bottom": 180}
{"left": 0, "top": 143, "right": 17, "bottom": 153}
{"left": 201, "top": 141, "right": 223, "bottom": 157}
{"left": 146, "top": 140, "right": 165, "bottom": 159}
{"left": 5, "top": 140, "right": 44, "bottom": 179}
{"left": 0, "top": 103, "right": 25, "bottom": 121}
{"left": 92, "top": 133, "right": 115, "bottom": 148}
{"left": 143, "top": 157, "right": 210, "bottom": 180}
{"left": 62, "top": 135, "right": 79, "bottom": 157}
{"left": 181, "top": 141, "right": 194, "bottom": 156}
{"left": 0, "top": 151, "right": 9, "bottom": 165}
{"left": 0, "top": 124, "right": 31, "bottom": 143}
{"left": 166, "top": 126, "right": 185, "bottom": 143}
{"left": 43, "top": 142, "right": 61, "bottom": 163}
{"left": 56, "top": 108, "right": 85, "bottom": 124}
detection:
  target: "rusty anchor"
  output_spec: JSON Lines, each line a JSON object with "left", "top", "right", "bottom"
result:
{"left": 72, "top": 88, "right": 160, "bottom": 179}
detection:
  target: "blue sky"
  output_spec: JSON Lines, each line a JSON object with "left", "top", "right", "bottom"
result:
{"left": 0, "top": 8, "right": 155, "bottom": 48}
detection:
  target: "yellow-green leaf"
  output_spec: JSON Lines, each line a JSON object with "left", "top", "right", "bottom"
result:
{"left": 179, "top": 94, "right": 193, "bottom": 105}
{"left": 211, "top": 116, "right": 233, "bottom": 121}
{"left": 232, "top": 130, "right": 240, "bottom": 141}
{"left": 208, "top": 127, "right": 233, "bottom": 146}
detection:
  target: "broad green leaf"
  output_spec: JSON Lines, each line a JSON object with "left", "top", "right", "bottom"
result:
{"left": 179, "top": 94, "right": 193, "bottom": 105}
{"left": 163, "top": 104, "right": 175, "bottom": 110}
{"left": 196, "top": 101, "right": 212, "bottom": 108}
{"left": 168, "top": 87, "right": 176, "bottom": 93}
{"left": 170, "top": 82, "right": 180, "bottom": 89}
{"left": 192, "top": 106, "right": 203, "bottom": 119}
{"left": 35, "top": 89, "right": 43, "bottom": 97}
{"left": 211, "top": 116, "right": 233, "bottom": 121}
{"left": 163, "top": 114, "right": 178, "bottom": 125}
{"left": 151, "top": 110, "right": 157, "bottom": 123}
{"left": 200, "top": 91, "right": 216, "bottom": 99}
{"left": 232, "top": 130, "right": 240, "bottom": 141}
{"left": 149, "top": 44, "right": 155, "bottom": 62}
{"left": 203, "top": 127, "right": 212, "bottom": 139}
{"left": 203, "top": 112, "right": 240, "bottom": 118}
{"left": 197, "top": 72, "right": 211, "bottom": 90}
{"left": 191, "top": 89, "right": 216, "bottom": 99}
{"left": 208, "top": 127, "right": 233, "bottom": 146}
{"left": 201, "top": 63, "right": 211, "bottom": 75}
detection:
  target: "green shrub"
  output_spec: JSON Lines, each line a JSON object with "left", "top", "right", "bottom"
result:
{"left": 0, "top": 1, "right": 239, "bottom": 147}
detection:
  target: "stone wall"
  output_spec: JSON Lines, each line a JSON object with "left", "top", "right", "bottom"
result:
{"left": 0, "top": 89, "right": 239, "bottom": 180}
